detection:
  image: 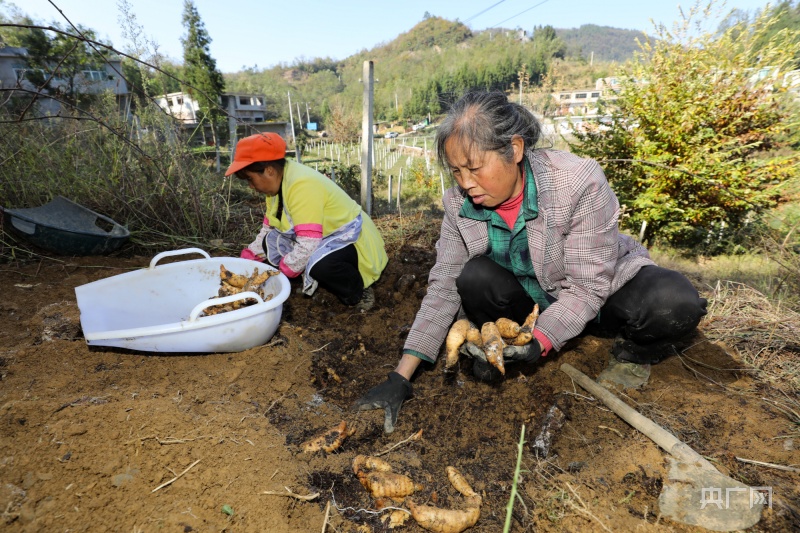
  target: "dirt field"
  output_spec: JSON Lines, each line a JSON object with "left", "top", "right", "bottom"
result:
{"left": 1, "top": 216, "right": 799, "bottom": 532}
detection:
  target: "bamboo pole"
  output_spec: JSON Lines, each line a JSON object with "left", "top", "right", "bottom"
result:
{"left": 560, "top": 364, "right": 714, "bottom": 468}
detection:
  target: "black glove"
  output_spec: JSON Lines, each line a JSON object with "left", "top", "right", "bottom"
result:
{"left": 460, "top": 339, "right": 543, "bottom": 365}
{"left": 354, "top": 372, "right": 412, "bottom": 434}
{"left": 459, "top": 341, "right": 487, "bottom": 362}
{"left": 503, "top": 339, "right": 543, "bottom": 364}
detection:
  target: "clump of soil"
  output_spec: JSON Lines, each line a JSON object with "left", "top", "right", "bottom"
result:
{"left": 1, "top": 223, "right": 798, "bottom": 532}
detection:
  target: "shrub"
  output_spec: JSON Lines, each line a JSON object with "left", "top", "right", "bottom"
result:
{"left": 570, "top": 1, "right": 800, "bottom": 251}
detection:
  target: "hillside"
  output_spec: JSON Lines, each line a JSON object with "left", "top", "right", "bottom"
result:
{"left": 557, "top": 24, "right": 650, "bottom": 62}
{"left": 224, "top": 17, "right": 642, "bottom": 127}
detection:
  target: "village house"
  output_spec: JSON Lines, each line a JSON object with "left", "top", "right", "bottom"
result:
{"left": 155, "top": 91, "right": 289, "bottom": 145}
{"left": 0, "top": 46, "right": 130, "bottom": 115}
{"left": 551, "top": 77, "right": 624, "bottom": 118}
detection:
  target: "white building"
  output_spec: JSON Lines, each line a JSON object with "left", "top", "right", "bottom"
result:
{"left": 155, "top": 91, "right": 270, "bottom": 124}
{"left": 0, "top": 46, "right": 130, "bottom": 116}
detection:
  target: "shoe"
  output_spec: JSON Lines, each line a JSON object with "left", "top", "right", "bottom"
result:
{"left": 598, "top": 356, "right": 651, "bottom": 390}
{"left": 611, "top": 337, "right": 674, "bottom": 365}
{"left": 355, "top": 287, "right": 375, "bottom": 312}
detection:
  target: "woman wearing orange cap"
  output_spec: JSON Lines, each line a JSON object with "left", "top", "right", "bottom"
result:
{"left": 225, "top": 132, "right": 388, "bottom": 311}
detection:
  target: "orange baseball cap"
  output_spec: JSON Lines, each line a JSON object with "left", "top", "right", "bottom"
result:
{"left": 224, "top": 133, "right": 287, "bottom": 176}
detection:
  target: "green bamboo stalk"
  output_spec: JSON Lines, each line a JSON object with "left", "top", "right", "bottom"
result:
{"left": 503, "top": 424, "right": 526, "bottom": 533}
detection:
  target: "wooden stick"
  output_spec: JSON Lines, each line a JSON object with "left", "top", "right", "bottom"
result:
{"left": 151, "top": 459, "right": 201, "bottom": 493}
{"left": 736, "top": 456, "right": 800, "bottom": 473}
{"left": 262, "top": 487, "right": 319, "bottom": 501}
{"left": 560, "top": 363, "right": 715, "bottom": 469}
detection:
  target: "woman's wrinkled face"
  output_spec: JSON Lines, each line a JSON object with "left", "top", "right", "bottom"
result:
{"left": 445, "top": 134, "right": 525, "bottom": 208}
{"left": 241, "top": 167, "right": 282, "bottom": 196}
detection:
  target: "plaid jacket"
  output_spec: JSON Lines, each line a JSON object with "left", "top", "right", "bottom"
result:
{"left": 403, "top": 148, "right": 654, "bottom": 362}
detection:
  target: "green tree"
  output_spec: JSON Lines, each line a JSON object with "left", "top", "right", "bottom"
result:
{"left": 570, "top": 1, "right": 800, "bottom": 250}
{"left": 181, "top": 0, "right": 226, "bottom": 145}
{"left": 754, "top": 1, "right": 800, "bottom": 67}
{"left": 531, "top": 25, "right": 566, "bottom": 60}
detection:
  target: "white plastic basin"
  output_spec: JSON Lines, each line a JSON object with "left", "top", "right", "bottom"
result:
{"left": 74, "top": 248, "right": 291, "bottom": 353}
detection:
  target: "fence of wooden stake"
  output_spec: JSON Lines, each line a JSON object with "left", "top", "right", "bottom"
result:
{"left": 397, "top": 168, "right": 403, "bottom": 211}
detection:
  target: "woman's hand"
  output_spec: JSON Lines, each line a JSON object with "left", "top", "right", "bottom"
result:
{"left": 240, "top": 249, "right": 265, "bottom": 262}
{"left": 503, "top": 340, "right": 543, "bottom": 363}
{"left": 460, "top": 339, "right": 543, "bottom": 365}
{"left": 354, "top": 372, "right": 412, "bottom": 434}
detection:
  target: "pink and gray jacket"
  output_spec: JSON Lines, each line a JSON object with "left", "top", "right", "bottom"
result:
{"left": 403, "top": 148, "right": 655, "bottom": 363}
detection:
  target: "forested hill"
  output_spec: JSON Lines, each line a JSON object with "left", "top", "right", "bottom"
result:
{"left": 225, "top": 16, "right": 649, "bottom": 129}
{"left": 557, "top": 24, "right": 650, "bottom": 62}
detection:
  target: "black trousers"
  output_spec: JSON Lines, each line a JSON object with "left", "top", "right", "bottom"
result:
{"left": 269, "top": 244, "right": 363, "bottom": 305}
{"left": 456, "top": 256, "right": 707, "bottom": 359}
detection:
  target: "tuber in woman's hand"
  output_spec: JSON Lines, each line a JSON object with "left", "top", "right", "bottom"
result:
{"left": 354, "top": 372, "right": 412, "bottom": 434}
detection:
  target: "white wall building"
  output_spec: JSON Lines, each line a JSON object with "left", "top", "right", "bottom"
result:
{"left": 0, "top": 46, "right": 130, "bottom": 116}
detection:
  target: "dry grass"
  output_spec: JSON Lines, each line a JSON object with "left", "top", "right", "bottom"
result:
{"left": 372, "top": 210, "right": 440, "bottom": 256}
{"left": 702, "top": 280, "right": 800, "bottom": 424}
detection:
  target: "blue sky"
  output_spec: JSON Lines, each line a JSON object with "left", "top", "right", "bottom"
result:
{"left": 9, "top": 0, "right": 775, "bottom": 73}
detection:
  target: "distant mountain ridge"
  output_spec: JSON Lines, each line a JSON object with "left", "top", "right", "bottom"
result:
{"left": 556, "top": 24, "right": 650, "bottom": 63}
{"left": 225, "top": 16, "right": 649, "bottom": 124}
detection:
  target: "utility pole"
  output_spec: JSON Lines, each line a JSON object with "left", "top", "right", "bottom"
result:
{"left": 287, "top": 91, "right": 301, "bottom": 163}
{"left": 360, "top": 60, "right": 374, "bottom": 215}
{"left": 305, "top": 102, "right": 311, "bottom": 124}
{"left": 517, "top": 63, "right": 529, "bottom": 106}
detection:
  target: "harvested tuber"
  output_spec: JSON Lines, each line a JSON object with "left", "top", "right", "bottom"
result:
{"left": 480, "top": 322, "right": 506, "bottom": 375}
{"left": 445, "top": 319, "right": 471, "bottom": 369}
{"left": 352, "top": 455, "right": 393, "bottom": 475}
{"left": 407, "top": 466, "right": 481, "bottom": 533}
{"left": 358, "top": 470, "right": 422, "bottom": 500}
{"left": 383, "top": 509, "right": 411, "bottom": 528}
{"left": 444, "top": 319, "right": 481, "bottom": 370}
{"left": 300, "top": 420, "right": 354, "bottom": 453}
{"left": 407, "top": 502, "right": 480, "bottom": 533}
{"left": 219, "top": 265, "right": 251, "bottom": 288}
{"left": 508, "top": 304, "right": 540, "bottom": 346}
{"left": 353, "top": 454, "right": 422, "bottom": 500}
{"left": 465, "top": 327, "right": 482, "bottom": 345}
{"left": 494, "top": 318, "right": 521, "bottom": 339}
{"left": 444, "top": 309, "right": 539, "bottom": 376}
{"left": 203, "top": 265, "right": 278, "bottom": 316}
{"left": 445, "top": 466, "right": 478, "bottom": 498}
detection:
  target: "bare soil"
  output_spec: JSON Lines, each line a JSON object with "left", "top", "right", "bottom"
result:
{"left": 1, "top": 221, "right": 799, "bottom": 532}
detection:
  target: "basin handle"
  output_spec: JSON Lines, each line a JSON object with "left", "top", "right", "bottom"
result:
{"left": 149, "top": 248, "right": 210, "bottom": 270}
{"left": 188, "top": 291, "right": 264, "bottom": 321}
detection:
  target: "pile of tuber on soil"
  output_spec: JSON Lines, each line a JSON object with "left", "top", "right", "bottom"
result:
{"left": 353, "top": 454, "right": 482, "bottom": 533}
